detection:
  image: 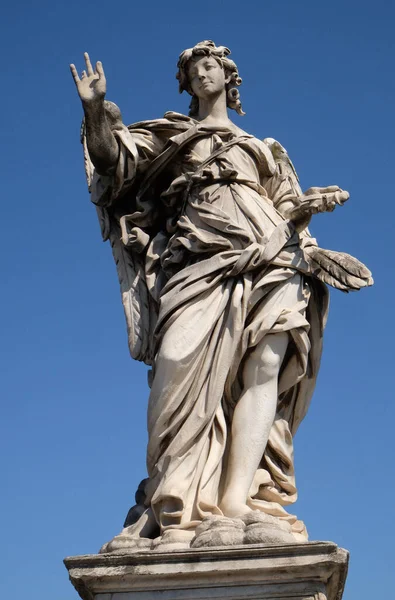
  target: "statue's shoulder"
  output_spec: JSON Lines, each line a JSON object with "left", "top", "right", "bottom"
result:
{"left": 233, "top": 128, "right": 277, "bottom": 176}
{"left": 128, "top": 112, "right": 194, "bottom": 135}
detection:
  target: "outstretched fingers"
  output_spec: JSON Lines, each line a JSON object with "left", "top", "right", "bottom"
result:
{"left": 70, "top": 63, "right": 80, "bottom": 84}
{"left": 84, "top": 52, "right": 94, "bottom": 76}
{"left": 96, "top": 60, "right": 105, "bottom": 80}
{"left": 70, "top": 53, "right": 105, "bottom": 83}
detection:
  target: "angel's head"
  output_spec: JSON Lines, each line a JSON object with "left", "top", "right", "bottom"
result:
{"left": 176, "top": 40, "right": 245, "bottom": 118}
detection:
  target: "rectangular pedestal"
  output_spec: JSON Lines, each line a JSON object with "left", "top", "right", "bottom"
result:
{"left": 65, "top": 541, "right": 348, "bottom": 600}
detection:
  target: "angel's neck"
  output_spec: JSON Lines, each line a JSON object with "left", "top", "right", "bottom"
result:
{"left": 197, "top": 93, "right": 230, "bottom": 126}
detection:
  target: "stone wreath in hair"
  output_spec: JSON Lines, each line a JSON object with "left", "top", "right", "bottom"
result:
{"left": 176, "top": 40, "right": 245, "bottom": 118}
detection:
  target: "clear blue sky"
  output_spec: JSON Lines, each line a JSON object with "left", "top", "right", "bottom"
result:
{"left": 0, "top": 1, "right": 393, "bottom": 598}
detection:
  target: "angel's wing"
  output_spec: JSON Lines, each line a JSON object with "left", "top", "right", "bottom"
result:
{"left": 108, "top": 218, "right": 155, "bottom": 364}
{"left": 263, "top": 137, "right": 303, "bottom": 199}
{"left": 263, "top": 138, "right": 373, "bottom": 292}
{"left": 81, "top": 118, "right": 95, "bottom": 192}
{"left": 81, "top": 117, "right": 155, "bottom": 365}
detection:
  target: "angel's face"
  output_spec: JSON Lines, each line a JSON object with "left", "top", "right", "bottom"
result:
{"left": 187, "top": 56, "right": 228, "bottom": 100}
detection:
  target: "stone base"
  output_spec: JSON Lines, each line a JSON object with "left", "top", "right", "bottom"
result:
{"left": 65, "top": 541, "right": 348, "bottom": 600}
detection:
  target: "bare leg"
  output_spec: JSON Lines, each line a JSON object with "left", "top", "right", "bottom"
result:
{"left": 220, "top": 332, "right": 288, "bottom": 517}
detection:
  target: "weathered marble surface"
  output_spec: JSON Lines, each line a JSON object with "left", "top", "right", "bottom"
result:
{"left": 65, "top": 541, "right": 349, "bottom": 600}
{"left": 70, "top": 40, "right": 372, "bottom": 552}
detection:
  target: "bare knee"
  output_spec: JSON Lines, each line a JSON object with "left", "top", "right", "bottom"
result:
{"left": 249, "top": 344, "right": 282, "bottom": 380}
{"left": 244, "top": 333, "right": 288, "bottom": 385}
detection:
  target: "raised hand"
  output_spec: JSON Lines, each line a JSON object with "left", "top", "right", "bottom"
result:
{"left": 70, "top": 52, "right": 106, "bottom": 105}
{"left": 70, "top": 53, "right": 119, "bottom": 173}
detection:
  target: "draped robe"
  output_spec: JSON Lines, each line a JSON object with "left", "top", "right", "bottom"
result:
{"left": 90, "top": 111, "right": 329, "bottom": 541}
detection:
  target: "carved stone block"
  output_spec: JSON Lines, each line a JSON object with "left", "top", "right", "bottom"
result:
{"left": 65, "top": 541, "right": 348, "bottom": 600}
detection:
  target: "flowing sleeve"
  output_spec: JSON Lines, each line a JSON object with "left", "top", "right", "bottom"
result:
{"left": 89, "top": 121, "right": 166, "bottom": 210}
{"left": 261, "top": 138, "right": 372, "bottom": 295}
{"left": 80, "top": 109, "right": 168, "bottom": 365}
{"left": 262, "top": 140, "right": 319, "bottom": 250}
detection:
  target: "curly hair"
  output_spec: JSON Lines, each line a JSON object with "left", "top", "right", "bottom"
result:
{"left": 176, "top": 40, "right": 245, "bottom": 118}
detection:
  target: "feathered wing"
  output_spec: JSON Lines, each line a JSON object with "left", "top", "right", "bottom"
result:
{"left": 81, "top": 118, "right": 155, "bottom": 365}
{"left": 108, "top": 219, "right": 154, "bottom": 364}
{"left": 263, "top": 138, "right": 373, "bottom": 292}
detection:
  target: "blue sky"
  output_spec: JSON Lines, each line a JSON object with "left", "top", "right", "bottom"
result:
{"left": 0, "top": 1, "right": 393, "bottom": 598}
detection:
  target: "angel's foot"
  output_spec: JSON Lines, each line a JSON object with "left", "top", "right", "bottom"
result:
{"left": 191, "top": 515, "right": 245, "bottom": 548}
{"left": 241, "top": 511, "right": 297, "bottom": 545}
{"left": 191, "top": 512, "right": 297, "bottom": 548}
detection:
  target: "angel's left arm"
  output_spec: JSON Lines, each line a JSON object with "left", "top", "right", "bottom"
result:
{"left": 262, "top": 139, "right": 372, "bottom": 291}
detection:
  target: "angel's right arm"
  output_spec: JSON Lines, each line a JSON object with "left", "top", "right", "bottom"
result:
{"left": 83, "top": 100, "right": 119, "bottom": 175}
{"left": 71, "top": 53, "right": 119, "bottom": 174}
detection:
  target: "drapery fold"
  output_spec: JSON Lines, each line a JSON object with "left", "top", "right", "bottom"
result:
{"left": 89, "top": 112, "right": 329, "bottom": 541}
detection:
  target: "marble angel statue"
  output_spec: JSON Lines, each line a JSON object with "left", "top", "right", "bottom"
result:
{"left": 70, "top": 41, "right": 372, "bottom": 552}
